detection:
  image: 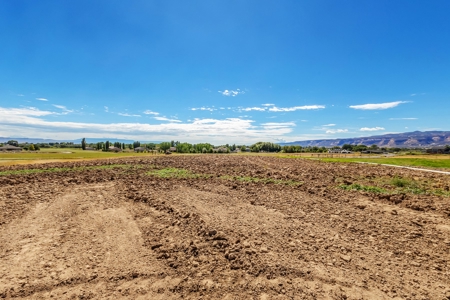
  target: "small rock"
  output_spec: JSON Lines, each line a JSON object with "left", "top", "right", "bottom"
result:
{"left": 151, "top": 243, "right": 163, "bottom": 250}
{"left": 340, "top": 255, "right": 351, "bottom": 262}
{"left": 260, "top": 246, "right": 269, "bottom": 253}
{"left": 410, "top": 261, "right": 421, "bottom": 267}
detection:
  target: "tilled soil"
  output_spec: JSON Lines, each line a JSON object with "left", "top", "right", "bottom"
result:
{"left": 0, "top": 155, "right": 449, "bottom": 299}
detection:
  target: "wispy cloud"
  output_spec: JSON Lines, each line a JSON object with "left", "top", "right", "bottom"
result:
{"left": 360, "top": 127, "right": 385, "bottom": 131}
{"left": 191, "top": 107, "right": 216, "bottom": 111}
{"left": 118, "top": 113, "right": 141, "bottom": 117}
{"left": 0, "top": 107, "right": 54, "bottom": 117}
{"left": 389, "top": 117, "right": 418, "bottom": 120}
{"left": 349, "top": 101, "right": 407, "bottom": 110}
{"left": 52, "top": 105, "right": 73, "bottom": 114}
{"left": 154, "top": 116, "right": 182, "bottom": 123}
{"left": 326, "top": 129, "right": 348, "bottom": 134}
{"left": 322, "top": 124, "right": 336, "bottom": 127}
{"left": 262, "top": 103, "right": 274, "bottom": 107}
{"left": 36, "top": 98, "right": 48, "bottom": 101}
{"left": 143, "top": 110, "right": 159, "bottom": 115}
{"left": 240, "top": 107, "right": 266, "bottom": 112}
{"left": 0, "top": 106, "right": 298, "bottom": 144}
{"left": 218, "top": 89, "right": 245, "bottom": 97}
{"left": 261, "top": 122, "right": 296, "bottom": 130}
{"left": 17, "top": 94, "right": 24, "bottom": 97}
{"left": 104, "top": 106, "right": 109, "bottom": 112}
{"left": 268, "top": 105, "right": 325, "bottom": 112}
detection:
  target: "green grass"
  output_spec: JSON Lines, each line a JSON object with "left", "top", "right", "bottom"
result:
{"left": 339, "top": 178, "right": 450, "bottom": 197}
{"left": 0, "top": 164, "right": 140, "bottom": 176}
{"left": 147, "top": 168, "right": 302, "bottom": 185}
{"left": 147, "top": 168, "right": 210, "bottom": 179}
{"left": 0, "top": 148, "right": 159, "bottom": 161}
{"left": 317, "top": 157, "right": 450, "bottom": 170}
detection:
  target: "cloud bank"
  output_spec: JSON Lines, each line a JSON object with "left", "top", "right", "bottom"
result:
{"left": 350, "top": 101, "right": 407, "bottom": 110}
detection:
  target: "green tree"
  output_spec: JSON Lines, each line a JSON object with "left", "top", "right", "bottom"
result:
{"left": 7, "top": 140, "right": 19, "bottom": 147}
{"left": 29, "top": 144, "right": 35, "bottom": 151}
{"left": 133, "top": 141, "right": 141, "bottom": 148}
{"left": 105, "top": 141, "right": 110, "bottom": 151}
{"left": 81, "top": 138, "right": 86, "bottom": 150}
{"left": 342, "top": 144, "right": 353, "bottom": 151}
{"left": 159, "top": 142, "right": 171, "bottom": 152}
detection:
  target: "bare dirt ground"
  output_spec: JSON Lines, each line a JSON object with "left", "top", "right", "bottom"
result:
{"left": 0, "top": 155, "right": 449, "bottom": 299}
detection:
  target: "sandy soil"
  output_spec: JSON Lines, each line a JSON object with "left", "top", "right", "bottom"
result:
{"left": 0, "top": 155, "right": 449, "bottom": 299}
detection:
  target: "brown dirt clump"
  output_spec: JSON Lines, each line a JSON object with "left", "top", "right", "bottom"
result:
{"left": 0, "top": 155, "right": 450, "bottom": 299}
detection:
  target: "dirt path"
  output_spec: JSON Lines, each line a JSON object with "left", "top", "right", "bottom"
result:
{"left": 0, "top": 156, "right": 449, "bottom": 299}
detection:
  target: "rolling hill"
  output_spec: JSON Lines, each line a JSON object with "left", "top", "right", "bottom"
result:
{"left": 281, "top": 131, "right": 450, "bottom": 148}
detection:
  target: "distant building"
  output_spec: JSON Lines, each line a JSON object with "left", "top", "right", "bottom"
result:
{"left": 108, "top": 146, "right": 122, "bottom": 152}
{"left": 328, "top": 149, "right": 352, "bottom": 154}
{"left": 426, "top": 146, "right": 449, "bottom": 154}
{"left": 169, "top": 147, "right": 177, "bottom": 152}
{"left": 84, "top": 147, "right": 96, "bottom": 151}
{"left": 0, "top": 144, "right": 22, "bottom": 151}
{"left": 134, "top": 147, "right": 147, "bottom": 153}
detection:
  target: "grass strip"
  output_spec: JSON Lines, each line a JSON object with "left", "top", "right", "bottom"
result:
{"left": 0, "top": 164, "right": 141, "bottom": 176}
{"left": 146, "top": 168, "right": 210, "bottom": 179}
{"left": 147, "top": 168, "right": 302, "bottom": 186}
{"left": 318, "top": 157, "right": 450, "bottom": 170}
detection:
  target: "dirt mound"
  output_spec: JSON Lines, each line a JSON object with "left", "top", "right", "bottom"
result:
{"left": 0, "top": 155, "right": 449, "bottom": 299}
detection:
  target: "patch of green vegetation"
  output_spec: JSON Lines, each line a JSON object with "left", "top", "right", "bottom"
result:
{"left": 317, "top": 157, "right": 450, "bottom": 170}
{"left": 0, "top": 148, "right": 160, "bottom": 161}
{"left": 147, "top": 168, "right": 302, "bottom": 185}
{"left": 147, "top": 168, "right": 209, "bottom": 179}
{"left": 0, "top": 164, "right": 138, "bottom": 176}
{"left": 339, "top": 183, "right": 387, "bottom": 194}
{"left": 390, "top": 176, "right": 419, "bottom": 188}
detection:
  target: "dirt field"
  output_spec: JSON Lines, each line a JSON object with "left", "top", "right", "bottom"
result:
{"left": 1, "top": 155, "right": 449, "bottom": 299}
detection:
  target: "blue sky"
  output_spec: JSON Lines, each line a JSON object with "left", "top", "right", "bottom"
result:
{"left": 1, "top": 1, "right": 449, "bottom": 144}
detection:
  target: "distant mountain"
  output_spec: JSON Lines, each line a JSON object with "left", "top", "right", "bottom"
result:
{"left": 281, "top": 131, "right": 450, "bottom": 148}
{"left": 0, "top": 137, "right": 161, "bottom": 144}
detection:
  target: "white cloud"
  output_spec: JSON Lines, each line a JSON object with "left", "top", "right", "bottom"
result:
{"left": 118, "top": 113, "right": 141, "bottom": 117}
{"left": 322, "top": 124, "right": 336, "bottom": 127}
{"left": 36, "top": 98, "right": 48, "bottom": 101}
{"left": 143, "top": 110, "right": 159, "bottom": 115}
{"left": 0, "top": 107, "right": 55, "bottom": 117}
{"left": 52, "top": 105, "right": 73, "bottom": 113}
{"left": 326, "top": 129, "right": 348, "bottom": 134}
{"left": 261, "top": 122, "right": 296, "bottom": 130}
{"left": 268, "top": 105, "right": 325, "bottom": 112}
{"left": 262, "top": 103, "right": 274, "bottom": 107}
{"left": 389, "top": 117, "right": 418, "bottom": 120}
{"left": 154, "top": 116, "right": 182, "bottom": 123}
{"left": 17, "top": 94, "right": 25, "bottom": 97}
{"left": 0, "top": 106, "right": 297, "bottom": 144}
{"left": 349, "top": 101, "right": 407, "bottom": 110}
{"left": 191, "top": 107, "right": 216, "bottom": 112}
{"left": 360, "top": 127, "right": 385, "bottom": 131}
{"left": 218, "top": 89, "right": 245, "bottom": 97}
{"left": 241, "top": 107, "right": 266, "bottom": 112}
{"left": 104, "top": 106, "right": 109, "bottom": 112}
